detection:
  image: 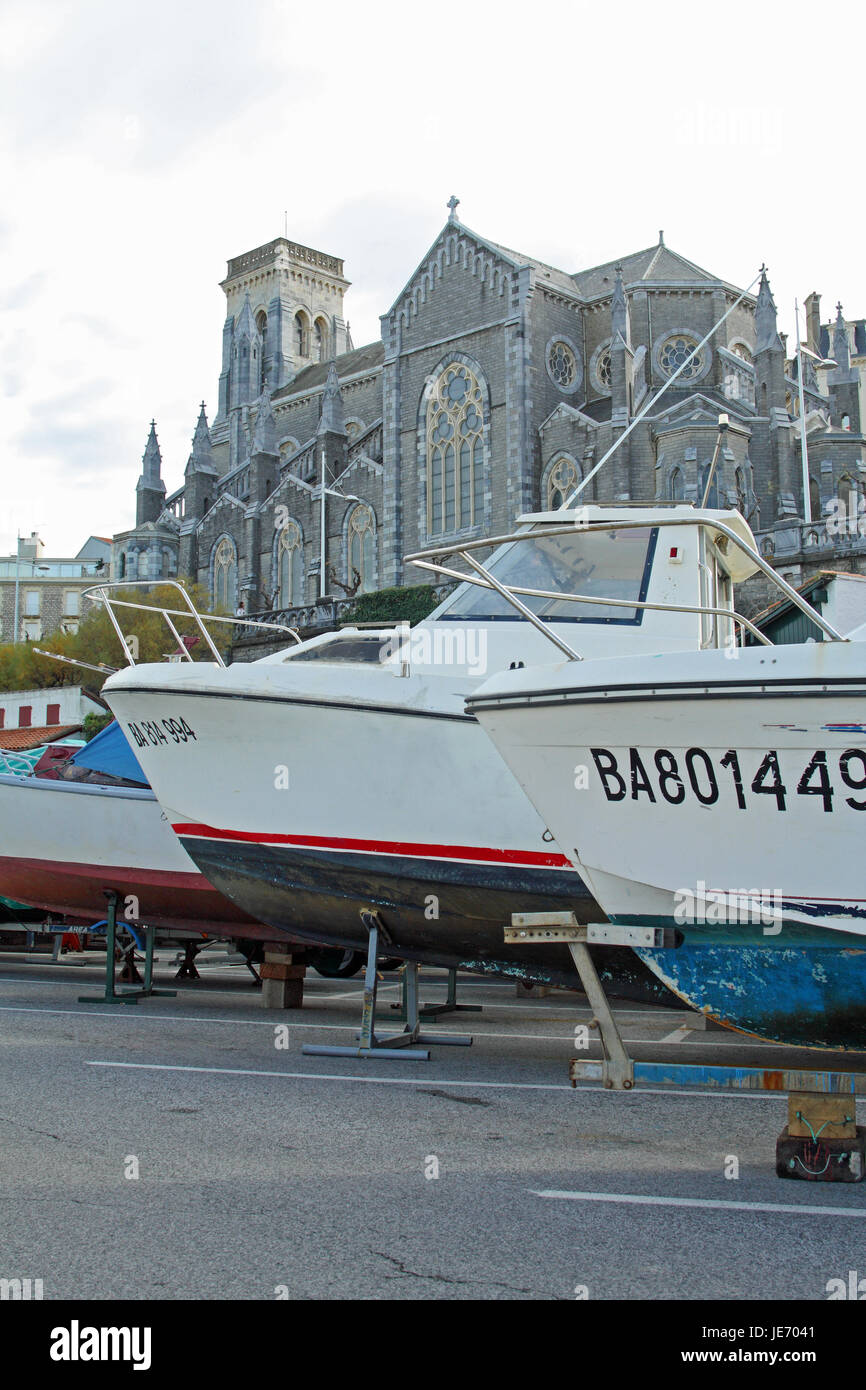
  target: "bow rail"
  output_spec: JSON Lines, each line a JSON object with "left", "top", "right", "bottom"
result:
{"left": 80, "top": 579, "right": 301, "bottom": 669}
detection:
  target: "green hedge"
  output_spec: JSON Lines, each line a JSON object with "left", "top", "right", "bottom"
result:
{"left": 82, "top": 711, "right": 114, "bottom": 741}
{"left": 342, "top": 584, "right": 441, "bottom": 626}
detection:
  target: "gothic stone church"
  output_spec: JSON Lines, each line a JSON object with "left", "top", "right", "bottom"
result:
{"left": 114, "top": 204, "right": 866, "bottom": 619}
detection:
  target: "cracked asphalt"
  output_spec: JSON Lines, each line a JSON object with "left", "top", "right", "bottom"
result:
{"left": 2, "top": 952, "right": 866, "bottom": 1301}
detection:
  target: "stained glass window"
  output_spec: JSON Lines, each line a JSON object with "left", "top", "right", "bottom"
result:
{"left": 426, "top": 363, "right": 485, "bottom": 536}
{"left": 347, "top": 504, "right": 375, "bottom": 593}
{"left": 548, "top": 341, "right": 578, "bottom": 389}
{"left": 214, "top": 536, "right": 238, "bottom": 611}
{"left": 278, "top": 520, "right": 304, "bottom": 606}
{"left": 547, "top": 456, "right": 580, "bottom": 510}
{"left": 659, "top": 335, "right": 704, "bottom": 380}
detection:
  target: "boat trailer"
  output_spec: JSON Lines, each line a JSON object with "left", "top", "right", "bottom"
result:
{"left": 507, "top": 911, "right": 866, "bottom": 1183}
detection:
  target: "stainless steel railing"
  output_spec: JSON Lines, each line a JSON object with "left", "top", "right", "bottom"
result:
{"left": 405, "top": 514, "right": 846, "bottom": 661}
{"left": 80, "top": 579, "right": 301, "bottom": 669}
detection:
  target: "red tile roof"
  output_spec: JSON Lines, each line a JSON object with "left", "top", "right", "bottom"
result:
{"left": 0, "top": 725, "right": 81, "bottom": 751}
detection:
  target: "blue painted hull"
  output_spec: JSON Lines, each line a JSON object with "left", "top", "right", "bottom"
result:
{"left": 636, "top": 945, "right": 866, "bottom": 1049}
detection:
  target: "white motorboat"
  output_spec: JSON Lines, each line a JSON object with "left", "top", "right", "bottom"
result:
{"left": 465, "top": 514, "right": 864, "bottom": 949}
{"left": 100, "top": 505, "right": 760, "bottom": 992}
{"left": 0, "top": 725, "right": 272, "bottom": 939}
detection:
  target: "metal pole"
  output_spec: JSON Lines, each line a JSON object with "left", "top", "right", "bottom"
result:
{"left": 700, "top": 421, "right": 728, "bottom": 509}
{"left": 459, "top": 550, "right": 582, "bottom": 661}
{"left": 12, "top": 531, "right": 20, "bottom": 644}
{"left": 795, "top": 300, "right": 812, "bottom": 525}
{"left": 320, "top": 446, "right": 326, "bottom": 599}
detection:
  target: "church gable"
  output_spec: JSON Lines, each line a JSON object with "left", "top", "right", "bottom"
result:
{"left": 383, "top": 218, "right": 520, "bottom": 349}
{"left": 539, "top": 401, "right": 601, "bottom": 434}
{"left": 652, "top": 392, "right": 750, "bottom": 431}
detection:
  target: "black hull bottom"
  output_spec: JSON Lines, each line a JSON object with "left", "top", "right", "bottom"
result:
{"left": 179, "top": 836, "right": 680, "bottom": 1006}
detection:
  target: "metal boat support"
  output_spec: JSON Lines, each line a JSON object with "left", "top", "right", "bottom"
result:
{"left": 509, "top": 912, "right": 866, "bottom": 1179}
{"left": 389, "top": 966, "right": 482, "bottom": 1023}
{"left": 78, "top": 891, "right": 176, "bottom": 1006}
{"left": 302, "top": 912, "right": 473, "bottom": 1060}
{"left": 506, "top": 912, "right": 641, "bottom": 1089}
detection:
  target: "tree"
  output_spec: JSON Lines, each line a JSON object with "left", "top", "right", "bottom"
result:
{"left": 0, "top": 582, "right": 230, "bottom": 694}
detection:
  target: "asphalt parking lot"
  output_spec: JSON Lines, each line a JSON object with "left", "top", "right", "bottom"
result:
{"left": 1, "top": 953, "right": 865, "bottom": 1301}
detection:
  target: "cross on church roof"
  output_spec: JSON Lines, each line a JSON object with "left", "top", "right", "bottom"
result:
{"left": 447, "top": 195, "right": 460, "bottom": 223}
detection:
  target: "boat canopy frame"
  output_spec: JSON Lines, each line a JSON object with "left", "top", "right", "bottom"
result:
{"left": 405, "top": 515, "right": 847, "bottom": 660}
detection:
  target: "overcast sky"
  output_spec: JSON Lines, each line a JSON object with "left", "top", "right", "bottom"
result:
{"left": 1, "top": 0, "right": 862, "bottom": 554}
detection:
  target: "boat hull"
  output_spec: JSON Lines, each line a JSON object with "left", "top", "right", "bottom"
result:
{"left": 0, "top": 774, "right": 273, "bottom": 938}
{"left": 635, "top": 944, "right": 866, "bottom": 1050}
{"left": 469, "top": 644, "right": 866, "bottom": 946}
{"left": 178, "top": 829, "right": 674, "bottom": 998}
{"left": 102, "top": 671, "right": 678, "bottom": 1002}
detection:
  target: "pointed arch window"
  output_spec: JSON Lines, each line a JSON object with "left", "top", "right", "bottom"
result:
{"left": 426, "top": 362, "right": 485, "bottom": 536}
{"left": 294, "top": 312, "right": 309, "bottom": 358}
{"left": 669, "top": 466, "right": 685, "bottom": 501}
{"left": 256, "top": 311, "right": 268, "bottom": 391}
{"left": 347, "top": 504, "right": 375, "bottom": 593}
{"left": 214, "top": 536, "right": 238, "bottom": 612}
{"left": 278, "top": 520, "right": 305, "bottom": 607}
{"left": 735, "top": 466, "right": 747, "bottom": 516}
{"left": 314, "top": 318, "right": 328, "bottom": 363}
{"left": 809, "top": 476, "right": 820, "bottom": 521}
{"left": 546, "top": 456, "right": 581, "bottom": 510}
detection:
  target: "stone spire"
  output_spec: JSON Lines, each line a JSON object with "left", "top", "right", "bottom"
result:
{"left": 231, "top": 292, "right": 262, "bottom": 411}
{"left": 833, "top": 302, "right": 851, "bottom": 373}
{"left": 611, "top": 264, "right": 630, "bottom": 346}
{"left": 136, "top": 420, "right": 166, "bottom": 526}
{"left": 186, "top": 403, "right": 217, "bottom": 475}
{"left": 755, "top": 267, "right": 782, "bottom": 355}
{"left": 142, "top": 421, "right": 162, "bottom": 480}
{"left": 317, "top": 360, "right": 346, "bottom": 436}
{"left": 235, "top": 291, "right": 257, "bottom": 341}
{"left": 252, "top": 389, "right": 278, "bottom": 455}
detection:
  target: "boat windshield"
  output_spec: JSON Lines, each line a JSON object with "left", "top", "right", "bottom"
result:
{"left": 283, "top": 633, "right": 389, "bottom": 663}
{"left": 435, "top": 525, "right": 657, "bottom": 623}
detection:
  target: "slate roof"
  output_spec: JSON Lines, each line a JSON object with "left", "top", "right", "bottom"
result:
{"left": 572, "top": 243, "right": 727, "bottom": 299}
{"left": 483, "top": 239, "right": 580, "bottom": 294}
{"left": 272, "top": 343, "right": 384, "bottom": 401}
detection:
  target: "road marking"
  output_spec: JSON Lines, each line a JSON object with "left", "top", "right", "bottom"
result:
{"left": 659, "top": 1025, "right": 694, "bottom": 1043}
{"left": 81, "top": 1062, "right": 857, "bottom": 1105}
{"left": 86, "top": 1061, "right": 572, "bottom": 1090}
{"left": 0, "top": 1004, "right": 711, "bottom": 1046}
{"left": 530, "top": 1189, "right": 866, "bottom": 1218}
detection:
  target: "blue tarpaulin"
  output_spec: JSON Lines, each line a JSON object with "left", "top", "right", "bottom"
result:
{"left": 70, "top": 720, "right": 148, "bottom": 785}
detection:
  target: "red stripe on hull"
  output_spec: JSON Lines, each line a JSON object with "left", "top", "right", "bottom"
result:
{"left": 172, "top": 822, "right": 573, "bottom": 870}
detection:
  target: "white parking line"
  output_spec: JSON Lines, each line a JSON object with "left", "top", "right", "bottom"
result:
{"left": 0, "top": 1003, "right": 746, "bottom": 1048}
{"left": 530, "top": 1189, "right": 866, "bottom": 1218}
{"left": 82, "top": 1061, "right": 840, "bottom": 1105}
{"left": 659, "top": 1025, "right": 695, "bottom": 1043}
{"left": 86, "top": 1060, "right": 571, "bottom": 1090}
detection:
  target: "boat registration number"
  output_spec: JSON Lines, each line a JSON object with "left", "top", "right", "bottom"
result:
{"left": 589, "top": 746, "right": 866, "bottom": 813}
{"left": 126, "top": 718, "right": 197, "bottom": 749}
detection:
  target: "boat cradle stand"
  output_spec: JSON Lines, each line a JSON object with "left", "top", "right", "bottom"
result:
{"left": 388, "top": 966, "right": 482, "bottom": 1023}
{"left": 303, "top": 911, "right": 473, "bottom": 1061}
{"left": 78, "top": 891, "right": 177, "bottom": 1006}
{"left": 507, "top": 912, "right": 866, "bottom": 1183}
